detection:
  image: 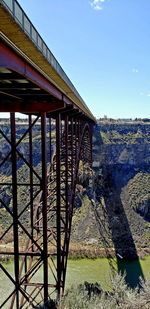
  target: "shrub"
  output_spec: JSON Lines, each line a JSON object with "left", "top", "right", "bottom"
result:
{"left": 60, "top": 273, "right": 150, "bottom": 309}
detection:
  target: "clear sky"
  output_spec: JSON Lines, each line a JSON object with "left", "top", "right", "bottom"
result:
{"left": 17, "top": 0, "right": 150, "bottom": 119}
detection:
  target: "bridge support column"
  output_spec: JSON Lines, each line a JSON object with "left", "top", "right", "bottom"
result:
{"left": 10, "top": 113, "right": 19, "bottom": 308}
{"left": 0, "top": 111, "right": 93, "bottom": 308}
{"left": 56, "top": 113, "right": 61, "bottom": 297}
{"left": 41, "top": 112, "right": 48, "bottom": 303}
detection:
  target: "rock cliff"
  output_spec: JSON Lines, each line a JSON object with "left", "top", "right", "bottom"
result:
{"left": 71, "top": 121, "right": 150, "bottom": 259}
{"left": 0, "top": 120, "right": 150, "bottom": 259}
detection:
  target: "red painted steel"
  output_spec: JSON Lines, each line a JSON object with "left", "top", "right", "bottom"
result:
{"left": 0, "top": 40, "right": 62, "bottom": 100}
{"left": 0, "top": 112, "right": 93, "bottom": 308}
{"left": 0, "top": 35, "right": 93, "bottom": 309}
{"left": 0, "top": 100, "right": 65, "bottom": 112}
{"left": 41, "top": 112, "right": 48, "bottom": 302}
{"left": 10, "top": 113, "right": 19, "bottom": 308}
{"left": 56, "top": 113, "right": 61, "bottom": 297}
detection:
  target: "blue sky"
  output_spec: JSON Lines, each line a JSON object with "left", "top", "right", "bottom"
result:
{"left": 18, "top": 0, "right": 150, "bottom": 119}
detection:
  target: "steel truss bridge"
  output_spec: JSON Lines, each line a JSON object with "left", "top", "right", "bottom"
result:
{"left": 0, "top": 0, "right": 95, "bottom": 307}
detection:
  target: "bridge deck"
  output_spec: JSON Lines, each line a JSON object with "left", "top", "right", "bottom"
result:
{"left": 0, "top": 0, "right": 95, "bottom": 121}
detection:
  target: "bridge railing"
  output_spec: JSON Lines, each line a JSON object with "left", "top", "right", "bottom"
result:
{"left": 1, "top": 0, "right": 90, "bottom": 114}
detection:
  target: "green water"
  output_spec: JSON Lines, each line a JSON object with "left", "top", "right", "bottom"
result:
{"left": 66, "top": 256, "right": 150, "bottom": 289}
{"left": 1, "top": 256, "right": 150, "bottom": 306}
{"left": 66, "top": 258, "right": 112, "bottom": 290}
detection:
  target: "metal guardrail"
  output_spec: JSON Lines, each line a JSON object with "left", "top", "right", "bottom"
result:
{"left": 1, "top": 0, "right": 92, "bottom": 116}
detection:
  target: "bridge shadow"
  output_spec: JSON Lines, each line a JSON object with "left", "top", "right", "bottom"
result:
{"left": 94, "top": 165, "right": 145, "bottom": 288}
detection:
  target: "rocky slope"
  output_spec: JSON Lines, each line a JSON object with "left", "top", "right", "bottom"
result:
{"left": 71, "top": 121, "right": 150, "bottom": 259}
{"left": 0, "top": 119, "right": 150, "bottom": 259}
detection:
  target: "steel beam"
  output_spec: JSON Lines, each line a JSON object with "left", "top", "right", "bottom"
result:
{"left": 0, "top": 99, "right": 65, "bottom": 113}
{"left": 56, "top": 113, "right": 61, "bottom": 297}
{"left": 0, "top": 111, "right": 93, "bottom": 308}
{"left": 10, "top": 112, "right": 19, "bottom": 308}
{"left": 41, "top": 112, "right": 48, "bottom": 302}
{"left": 0, "top": 40, "right": 62, "bottom": 100}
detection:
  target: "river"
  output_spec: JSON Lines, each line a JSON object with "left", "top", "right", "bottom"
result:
{"left": 1, "top": 256, "right": 150, "bottom": 307}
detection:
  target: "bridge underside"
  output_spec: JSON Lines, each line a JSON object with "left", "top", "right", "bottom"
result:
{"left": 0, "top": 40, "right": 93, "bottom": 308}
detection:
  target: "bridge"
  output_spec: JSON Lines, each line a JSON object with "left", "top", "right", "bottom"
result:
{"left": 0, "top": 0, "right": 95, "bottom": 308}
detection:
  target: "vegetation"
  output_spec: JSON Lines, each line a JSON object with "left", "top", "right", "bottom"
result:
{"left": 127, "top": 173, "right": 150, "bottom": 218}
{"left": 61, "top": 274, "right": 150, "bottom": 309}
{"left": 38, "top": 273, "right": 150, "bottom": 308}
{"left": 100, "top": 128, "right": 150, "bottom": 145}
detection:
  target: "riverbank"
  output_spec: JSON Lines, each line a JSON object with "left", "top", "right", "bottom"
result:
{"left": 68, "top": 243, "right": 150, "bottom": 260}
{"left": 1, "top": 242, "right": 150, "bottom": 262}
